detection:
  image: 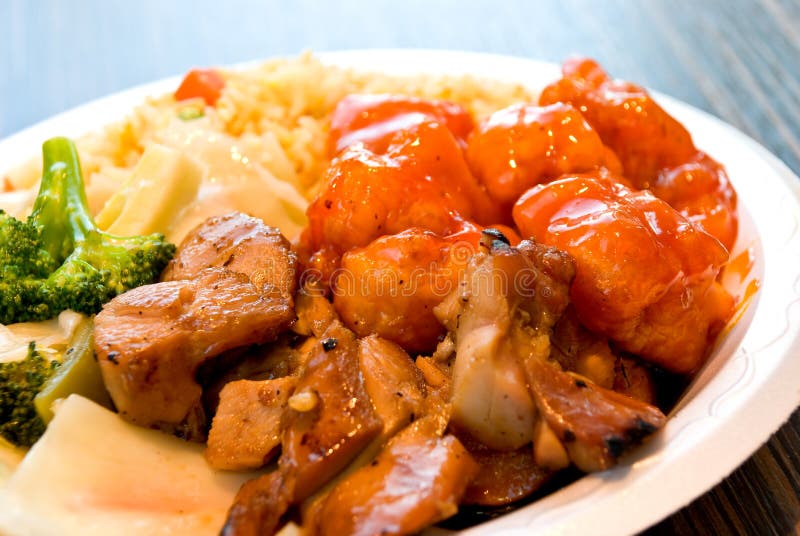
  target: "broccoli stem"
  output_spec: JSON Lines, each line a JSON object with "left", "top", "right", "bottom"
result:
{"left": 30, "top": 137, "right": 95, "bottom": 262}
{"left": 34, "top": 316, "right": 112, "bottom": 423}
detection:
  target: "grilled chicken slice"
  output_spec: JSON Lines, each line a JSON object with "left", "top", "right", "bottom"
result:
{"left": 222, "top": 322, "right": 384, "bottom": 535}
{"left": 457, "top": 431, "right": 552, "bottom": 506}
{"left": 162, "top": 211, "right": 297, "bottom": 301}
{"left": 198, "top": 333, "right": 313, "bottom": 418}
{"left": 314, "top": 417, "right": 478, "bottom": 536}
{"left": 280, "top": 321, "right": 384, "bottom": 502}
{"left": 358, "top": 335, "right": 427, "bottom": 439}
{"left": 524, "top": 356, "right": 666, "bottom": 473}
{"left": 223, "top": 330, "right": 431, "bottom": 535}
{"left": 96, "top": 214, "right": 297, "bottom": 433}
{"left": 298, "top": 334, "right": 429, "bottom": 527}
{"left": 222, "top": 471, "right": 291, "bottom": 536}
{"left": 293, "top": 286, "right": 339, "bottom": 339}
{"left": 206, "top": 376, "right": 297, "bottom": 471}
{"left": 96, "top": 268, "right": 295, "bottom": 429}
{"left": 440, "top": 231, "right": 574, "bottom": 450}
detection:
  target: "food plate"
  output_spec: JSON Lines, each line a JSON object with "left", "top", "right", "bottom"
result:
{"left": 1, "top": 50, "right": 799, "bottom": 536}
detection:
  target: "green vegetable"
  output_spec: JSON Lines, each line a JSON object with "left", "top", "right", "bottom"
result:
{"left": 0, "top": 137, "right": 176, "bottom": 324}
{"left": 177, "top": 106, "right": 204, "bottom": 121}
{"left": 34, "top": 316, "right": 112, "bottom": 424}
{"left": 0, "top": 343, "right": 60, "bottom": 446}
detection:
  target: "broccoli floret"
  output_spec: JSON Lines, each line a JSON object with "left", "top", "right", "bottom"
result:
{"left": 0, "top": 137, "right": 176, "bottom": 324}
{"left": 0, "top": 342, "right": 60, "bottom": 446}
{"left": 0, "top": 210, "right": 59, "bottom": 279}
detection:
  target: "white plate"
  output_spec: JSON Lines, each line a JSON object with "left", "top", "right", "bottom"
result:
{"left": 1, "top": 50, "right": 799, "bottom": 536}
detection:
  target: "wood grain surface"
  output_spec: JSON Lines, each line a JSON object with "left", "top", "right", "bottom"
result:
{"left": 1, "top": 1, "right": 799, "bottom": 534}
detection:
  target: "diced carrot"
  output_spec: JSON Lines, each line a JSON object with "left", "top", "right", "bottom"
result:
{"left": 174, "top": 68, "right": 225, "bottom": 106}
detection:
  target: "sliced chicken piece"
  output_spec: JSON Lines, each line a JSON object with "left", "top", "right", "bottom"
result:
{"left": 358, "top": 335, "right": 427, "bottom": 439}
{"left": 96, "top": 268, "right": 294, "bottom": 430}
{"left": 279, "top": 321, "right": 384, "bottom": 502}
{"left": 161, "top": 212, "right": 297, "bottom": 301}
{"left": 314, "top": 417, "right": 478, "bottom": 536}
{"left": 292, "top": 286, "right": 339, "bottom": 338}
{"left": 96, "top": 213, "right": 297, "bottom": 434}
{"left": 222, "top": 322, "right": 385, "bottom": 535}
{"left": 440, "top": 231, "right": 574, "bottom": 450}
{"left": 414, "top": 355, "right": 455, "bottom": 431}
{"left": 222, "top": 471, "right": 291, "bottom": 536}
{"left": 457, "top": 430, "right": 553, "bottom": 506}
{"left": 438, "top": 233, "right": 665, "bottom": 474}
{"left": 206, "top": 376, "right": 297, "bottom": 471}
{"left": 299, "top": 335, "right": 429, "bottom": 525}
{"left": 524, "top": 356, "right": 666, "bottom": 473}
{"left": 198, "top": 333, "right": 309, "bottom": 408}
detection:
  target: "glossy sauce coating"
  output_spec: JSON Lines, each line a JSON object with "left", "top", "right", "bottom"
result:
{"left": 652, "top": 153, "right": 738, "bottom": 251}
{"left": 328, "top": 94, "right": 475, "bottom": 156}
{"left": 466, "top": 102, "right": 622, "bottom": 206}
{"left": 331, "top": 222, "right": 521, "bottom": 353}
{"left": 304, "top": 129, "right": 517, "bottom": 351}
{"left": 540, "top": 58, "right": 696, "bottom": 186}
{"left": 513, "top": 174, "right": 733, "bottom": 374}
{"left": 305, "top": 120, "right": 499, "bottom": 261}
{"left": 303, "top": 106, "right": 508, "bottom": 306}
{"left": 539, "top": 57, "right": 737, "bottom": 250}
{"left": 334, "top": 227, "right": 474, "bottom": 353}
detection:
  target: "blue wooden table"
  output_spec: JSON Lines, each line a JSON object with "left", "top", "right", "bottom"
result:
{"left": 2, "top": 1, "right": 799, "bottom": 533}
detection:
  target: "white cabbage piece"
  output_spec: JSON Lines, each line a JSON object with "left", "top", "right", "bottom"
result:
{"left": 0, "top": 395, "right": 258, "bottom": 536}
{"left": 95, "top": 144, "right": 203, "bottom": 239}
{"left": 0, "top": 310, "right": 86, "bottom": 363}
{"left": 153, "top": 118, "right": 309, "bottom": 243}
